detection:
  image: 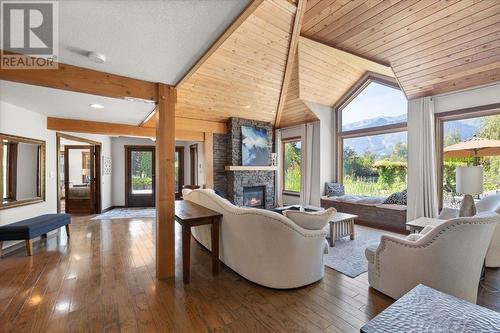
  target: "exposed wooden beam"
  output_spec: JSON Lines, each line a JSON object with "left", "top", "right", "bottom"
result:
{"left": 203, "top": 132, "right": 214, "bottom": 189}
{"left": 47, "top": 117, "right": 156, "bottom": 138}
{"left": 155, "top": 84, "right": 176, "bottom": 279}
{"left": 141, "top": 113, "right": 226, "bottom": 134}
{"left": 47, "top": 117, "right": 208, "bottom": 141}
{"left": 274, "top": 0, "right": 306, "bottom": 127}
{"left": 0, "top": 51, "right": 158, "bottom": 102}
{"left": 176, "top": 0, "right": 265, "bottom": 88}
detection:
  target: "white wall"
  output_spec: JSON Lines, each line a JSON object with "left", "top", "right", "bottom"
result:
{"left": 434, "top": 83, "right": 500, "bottom": 114}
{"left": 16, "top": 142, "right": 39, "bottom": 199}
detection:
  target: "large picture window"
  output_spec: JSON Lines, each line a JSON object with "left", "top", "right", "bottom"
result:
{"left": 337, "top": 77, "right": 408, "bottom": 197}
{"left": 283, "top": 139, "right": 302, "bottom": 194}
{"left": 437, "top": 108, "right": 500, "bottom": 209}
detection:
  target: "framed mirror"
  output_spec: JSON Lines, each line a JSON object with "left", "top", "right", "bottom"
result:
{"left": 0, "top": 133, "right": 45, "bottom": 210}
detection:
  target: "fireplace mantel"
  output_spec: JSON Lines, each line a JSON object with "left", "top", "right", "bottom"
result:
{"left": 224, "top": 166, "right": 277, "bottom": 171}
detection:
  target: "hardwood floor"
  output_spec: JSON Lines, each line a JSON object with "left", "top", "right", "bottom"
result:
{"left": 0, "top": 215, "right": 498, "bottom": 332}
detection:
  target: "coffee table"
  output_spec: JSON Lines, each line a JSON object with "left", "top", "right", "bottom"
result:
{"left": 327, "top": 212, "right": 357, "bottom": 246}
{"left": 406, "top": 217, "right": 446, "bottom": 233}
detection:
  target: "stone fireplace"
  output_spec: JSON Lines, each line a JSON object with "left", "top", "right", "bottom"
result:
{"left": 213, "top": 117, "right": 275, "bottom": 209}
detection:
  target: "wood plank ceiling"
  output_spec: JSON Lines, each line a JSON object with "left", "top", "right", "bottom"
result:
{"left": 175, "top": 0, "right": 296, "bottom": 124}
{"left": 301, "top": 0, "right": 500, "bottom": 98}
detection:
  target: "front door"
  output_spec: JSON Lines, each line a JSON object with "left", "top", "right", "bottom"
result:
{"left": 64, "top": 145, "right": 95, "bottom": 214}
{"left": 125, "top": 146, "right": 155, "bottom": 207}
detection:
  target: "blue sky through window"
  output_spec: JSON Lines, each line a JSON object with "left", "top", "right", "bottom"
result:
{"left": 341, "top": 82, "right": 407, "bottom": 131}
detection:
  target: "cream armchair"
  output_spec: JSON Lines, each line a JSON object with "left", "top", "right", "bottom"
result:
{"left": 365, "top": 213, "right": 499, "bottom": 303}
{"left": 438, "top": 194, "right": 500, "bottom": 267}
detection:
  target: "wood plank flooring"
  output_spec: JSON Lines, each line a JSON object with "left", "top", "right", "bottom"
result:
{"left": 0, "top": 215, "right": 498, "bottom": 332}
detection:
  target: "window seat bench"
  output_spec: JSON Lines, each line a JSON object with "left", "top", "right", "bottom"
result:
{"left": 0, "top": 214, "right": 71, "bottom": 256}
{"left": 321, "top": 196, "right": 407, "bottom": 234}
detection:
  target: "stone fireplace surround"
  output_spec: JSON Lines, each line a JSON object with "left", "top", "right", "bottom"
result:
{"left": 214, "top": 117, "right": 275, "bottom": 209}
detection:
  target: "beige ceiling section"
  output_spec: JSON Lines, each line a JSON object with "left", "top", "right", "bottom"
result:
{"left": 297, "top": 36, "right": 394, "bottom": 106}
{"left": 175, "top": 0, "right": 296, "bottom": 123}
{"left": 278, "top": 49, "right": 318, "bottom": 128}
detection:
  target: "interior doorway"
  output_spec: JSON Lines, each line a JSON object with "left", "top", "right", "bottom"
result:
{"left": 175, "top": 146, "right": 185, "bottom": 199}
{"left": 125, "top": 146, "right": 155, "bottom": 207}
{"left": 57, "top": 133, "right": 102, "bottom": 214}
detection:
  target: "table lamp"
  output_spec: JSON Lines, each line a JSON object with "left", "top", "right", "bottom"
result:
{"left": 456, "top": 166, "right": 483, "bottom": 217}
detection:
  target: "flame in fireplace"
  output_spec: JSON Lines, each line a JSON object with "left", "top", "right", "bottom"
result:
{"left": 247, "top": 197, "right": 261, "bottom": 206}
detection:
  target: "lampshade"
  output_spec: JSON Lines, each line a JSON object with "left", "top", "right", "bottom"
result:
{"left": 456, "top": 166, "right": 483, "bottom": 195}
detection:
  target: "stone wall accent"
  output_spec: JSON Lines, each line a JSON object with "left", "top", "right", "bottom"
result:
{"left": 213, "top": 117, "right": 275, "bottom": 209}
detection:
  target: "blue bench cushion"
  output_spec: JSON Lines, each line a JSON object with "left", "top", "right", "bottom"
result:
{"left": 0, "top": 214, "right": 71, "bottom": 241}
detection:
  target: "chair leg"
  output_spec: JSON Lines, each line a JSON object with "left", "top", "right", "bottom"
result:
{"left": 0, "top": 241, "right": 3, "bottom": 257}
{"left": 65, "top": 224, "right": 70, "bottom": 238}
{"left": 25, "top": 240, "right": 33, "bottom": 256}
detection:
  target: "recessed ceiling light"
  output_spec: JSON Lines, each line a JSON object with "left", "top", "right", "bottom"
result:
{"left": 89, "top": 103, "right": 104, "bottom": 109}
{"left": 88, "top": 51, "right": 106, "bottom": 63}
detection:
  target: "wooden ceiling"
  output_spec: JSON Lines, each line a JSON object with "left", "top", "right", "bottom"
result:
{"left": 140, "top": 0, "right": 500, "bottom": 129}
{"left": 301, "top": 0, "right": 500, "bottom": 99}
{"left": 297, "top": 36, "right": 394, "bottom": 106}
{"left": 175, "top": 0, "right": 296, "bottom": 124}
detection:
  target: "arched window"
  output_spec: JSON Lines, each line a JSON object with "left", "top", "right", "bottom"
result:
{"left": 336, "top": 77, "right": 408, "bottom": 197}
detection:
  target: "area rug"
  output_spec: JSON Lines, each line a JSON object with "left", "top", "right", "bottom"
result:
{"left": 91, "top": 208, "right": 156, "bottom": 220}
{"left": 324, "top": 227, "right": 386, "bottom": 278}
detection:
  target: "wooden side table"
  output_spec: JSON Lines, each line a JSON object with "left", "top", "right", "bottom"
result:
{"left": 328, "top": 212, "right": 357, "bottom": 246}
{"left": 175, "top": 200, "right": 222, "bottom": 283}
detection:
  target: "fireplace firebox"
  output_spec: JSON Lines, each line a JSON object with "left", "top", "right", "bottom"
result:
{"left": 243, "top": 186, "right": 266, "bottom": 208}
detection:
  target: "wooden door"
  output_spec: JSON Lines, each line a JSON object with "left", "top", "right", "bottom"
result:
{"left": 175, "top": 146, "right": 185, "bottom": 199}
{"left": 125, "top": 146, "right": 155, "bottom": 207}
{"left": 64, "top": 145, "right": 95, "bottom": 214}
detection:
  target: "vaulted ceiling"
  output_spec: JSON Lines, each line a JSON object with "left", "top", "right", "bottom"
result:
{"left": 301, "top": 0, "right": 500, "bottom": 99}
{"left": 3, "top": 0, "right": 500, "bottom": 131}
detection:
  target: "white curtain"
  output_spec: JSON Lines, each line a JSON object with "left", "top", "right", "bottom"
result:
{"left": 407, "top": 96, "right": 439, "bottom": 221}
{"left": 275, "top": 128, "right": 283, "bottom": 207}
{"left": 301, "top": 123, "right": 314, "bottom": 207}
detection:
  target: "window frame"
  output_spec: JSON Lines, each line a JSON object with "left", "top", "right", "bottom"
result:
{"left": 435, "top": 103, "right": 500, "bottom": 210}
{"left": 282, "top": 136, "right": 302, "bottom": 196}
{"left": 335, "top": 74, "right": 407, "bottom": 185}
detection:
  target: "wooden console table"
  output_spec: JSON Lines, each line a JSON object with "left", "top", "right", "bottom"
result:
{"left": 175, "top": 200, "right": 222, "bottom": 283}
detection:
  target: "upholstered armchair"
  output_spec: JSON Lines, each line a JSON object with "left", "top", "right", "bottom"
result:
{"left": 438, "top": 194, "right": 500, "bottom": 267}
{"left": 365, "top": 213, "right": 499, "bottom": 303}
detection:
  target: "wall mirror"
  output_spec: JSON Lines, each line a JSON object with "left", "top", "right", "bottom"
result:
{"left": 0, "top": 133, "right": 45, "bottom": 210}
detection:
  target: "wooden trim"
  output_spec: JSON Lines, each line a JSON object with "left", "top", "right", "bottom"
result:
{"left": 0, "top": 51, "right": 159, "bottom": 102}
{"left": 334, "top": 72, "right": 400, "bottom": 112}
{"left": 435, "top": 104, "right": 500, "bottom": 210}
{"left": 176, "top": 0, "right": 265, "bottom": 87}
{"left": 338, "top": 123, "right": 408, "bottom": 139}
{"left": 155, "top": 83, "right": 176, "bottom": 279}
{"left": 274, "top": 0, "right": 305, "bottom": 127}
{"left": 141, "top": 115, "right": 226, "bottom": 134}
{"left": 56, "top": 132, "right": 102, "bottom": 146}
{"left": 204, "top": 132, "right": 214, "bottom": 189}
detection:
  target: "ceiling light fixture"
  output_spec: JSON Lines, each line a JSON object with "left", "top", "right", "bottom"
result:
{"left": 88, "top": 51, "right": 106, "bottom": 63}
{"left": 89, "top": 103, "right": 104, "bottom": 109}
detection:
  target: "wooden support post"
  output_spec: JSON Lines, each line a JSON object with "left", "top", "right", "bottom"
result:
{"left": 204, "top": 132, "right": 214, "bottom": 189}
{"left": 155, "top": 83, "right": 176, "bottom": 279}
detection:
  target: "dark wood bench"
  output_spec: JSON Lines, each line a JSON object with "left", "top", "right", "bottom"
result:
{"left": 321, "top": 198, "right": 408, "bottom": 234}
{"left": 0, "top": 214, "right": 71, "bottom": 256}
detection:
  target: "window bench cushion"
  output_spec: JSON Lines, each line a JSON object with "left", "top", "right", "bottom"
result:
{"left": 0, "top": 214, "right": 71, "bottom": 241}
